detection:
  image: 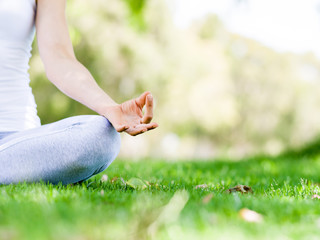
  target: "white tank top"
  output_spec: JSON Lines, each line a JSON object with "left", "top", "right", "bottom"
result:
{"left": 0, "top": 0, "right": 41, "bottom": 131}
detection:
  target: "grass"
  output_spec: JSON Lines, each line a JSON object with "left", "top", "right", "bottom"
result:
{"left": 1, "top": 155, "right": 320, "bottom": 240}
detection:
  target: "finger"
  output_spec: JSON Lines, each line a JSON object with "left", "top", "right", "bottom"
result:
{"left": 135, "top": 91, "right": 151, "bottom": 108}
{"left": 115, "top": 125, "right": 129, "bottom": 132}
{"left": 148, "top": 122, "right": 158, "bottom": 130}
{"left": 137, "top": 122, "right": 158, "bottom": 130}
{"left": 133, "top": 123, "right": 158, "bottom": 132}
{"left": 126, "top": 127, "right": 148, "bottom": 136}
{"left": 141, "top": 94, "right": 153, "bottom": 124}
{"left": 125, "top": 122, "right": 158, "bottom": 136}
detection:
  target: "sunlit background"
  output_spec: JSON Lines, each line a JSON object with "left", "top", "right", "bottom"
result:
{"left": 30, "top": 0, "right": 320, "bottom": 160}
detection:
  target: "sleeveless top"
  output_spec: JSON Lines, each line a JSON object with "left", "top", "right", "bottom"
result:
{"left": 0, "top": 0, "right": 41, "bottom": 131}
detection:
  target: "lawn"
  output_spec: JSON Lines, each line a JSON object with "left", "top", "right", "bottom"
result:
{"left": 1, "top": 155, "right": 320, "bottom": 240}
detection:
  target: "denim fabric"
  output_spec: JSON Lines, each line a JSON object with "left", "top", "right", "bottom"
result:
{"left": 0, "top": 115, "right": 121, "bottom": 185}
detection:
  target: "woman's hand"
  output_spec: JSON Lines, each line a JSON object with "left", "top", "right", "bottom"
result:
{"left": 103, "top": 92, "right": 158, "bottom": 136}
{"left": 36, "top": 0, "right": 158, "bottom": 134}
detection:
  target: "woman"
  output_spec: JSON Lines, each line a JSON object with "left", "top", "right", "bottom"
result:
{"left": 0, "top": 0, "right": 158, "bottom": 185}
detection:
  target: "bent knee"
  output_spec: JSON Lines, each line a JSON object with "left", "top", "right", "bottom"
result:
{"left": 89, "top": 115, "right": 121, "bottom": 153}
{"left": 76, "top": 116, "right": 121, "bottom": 171}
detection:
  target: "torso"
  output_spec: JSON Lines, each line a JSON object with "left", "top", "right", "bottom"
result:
{"left": 0, "top": 0, "right": 41, "bottom": 131}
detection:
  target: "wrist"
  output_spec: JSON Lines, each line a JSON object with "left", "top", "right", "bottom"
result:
{"left": 93, "top": 92, "right": 119, "bottom": 115}
{"left": 98, "top": 102, "right": 120, "bottom": 117}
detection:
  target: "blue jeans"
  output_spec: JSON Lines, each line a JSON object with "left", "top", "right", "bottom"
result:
{"left": 0, "top": 115, "right": 121, "bottom": 185}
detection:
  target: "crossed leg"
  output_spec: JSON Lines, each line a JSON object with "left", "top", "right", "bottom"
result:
{"left": 0, "top": 115, "right": 121, "bottom": 185}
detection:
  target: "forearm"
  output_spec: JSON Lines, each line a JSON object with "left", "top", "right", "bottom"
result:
{"left": 45, "top": 57, "right": 117, "bottom": 115}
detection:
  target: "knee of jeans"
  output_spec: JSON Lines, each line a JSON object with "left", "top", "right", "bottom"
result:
{"left": 85, "top": 116, "right": 121, "bottom": 172}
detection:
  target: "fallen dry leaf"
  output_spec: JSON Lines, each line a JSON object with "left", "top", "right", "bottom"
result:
{"left": 126, "top": 178, "right": 148, "bottom": 190}
{"left": 226, "top": 185, "right": 253, "bottom": 194}
{"left": 239, "top": 208, "right": 263, "bottom": 223}
{"left": 101, "top": 174, "right": 108, "bottom": 182}
{"left": 312, "top": 194, "right": 320, "bottom": 199}
{"left": 111, "top": 176, "right": 118, "bottom": 183}
{"left": 194, "top": 184, "right": 208, "bottom": 189}
{"left": 110, "top": 176, "right": 126, "bottom": 186}
{"left": 202, "top": 193, "right": 214, "bottom": 204}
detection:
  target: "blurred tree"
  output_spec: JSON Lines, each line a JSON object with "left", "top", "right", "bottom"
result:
{"left": 29, "top": 0, "right": 320, "bottom": 159}
{"left": 121, "top": 0, "right": 147, "bottom": 31}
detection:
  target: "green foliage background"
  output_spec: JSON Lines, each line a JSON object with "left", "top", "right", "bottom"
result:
{"left": 29, "top": 0, "right": 320, "bottom": 159}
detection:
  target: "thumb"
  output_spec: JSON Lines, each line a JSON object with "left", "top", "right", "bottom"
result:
{"left": 135, "top": 91, "right": 151, "bottom": 108}
{"left": 114, "top": 124, "right": 129, "bottom": 132}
